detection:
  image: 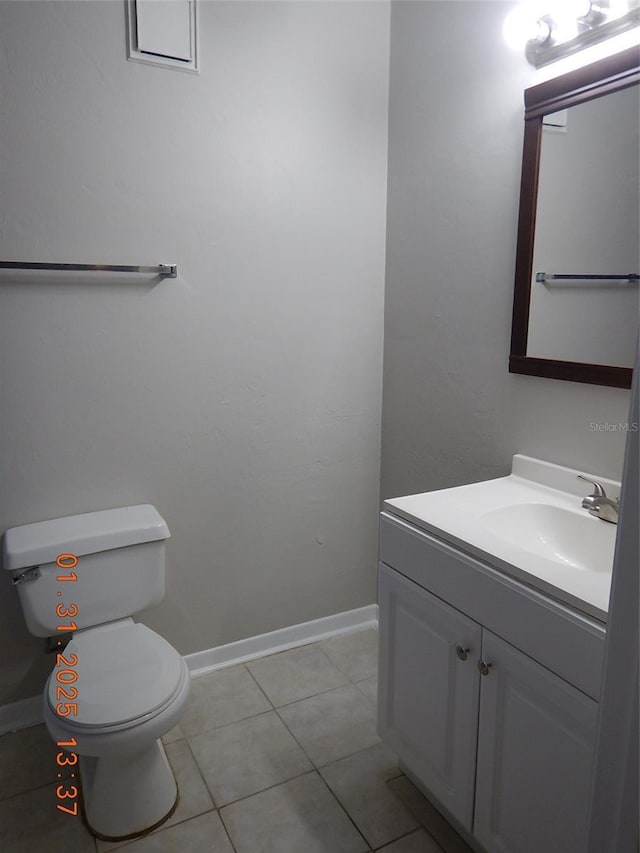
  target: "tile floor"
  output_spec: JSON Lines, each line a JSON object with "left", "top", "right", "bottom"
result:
{"left": 0, "top": 628, "right": 473, "bottom": 853}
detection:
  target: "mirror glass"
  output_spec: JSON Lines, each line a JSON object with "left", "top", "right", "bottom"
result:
{"left": 510, "top": 48, "right": 639, "bottom": 388}
{"left": 527, "top": 86, "right": 639, "bottom": 367}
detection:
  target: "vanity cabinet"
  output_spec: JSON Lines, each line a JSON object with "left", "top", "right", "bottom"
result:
{"left": 378, "top": 513, "right": 603, "bottom": 853}
{"left": 378, "top": 565, "right": 481, "bottom": 829}
{"left": 473, "top": 631, "right": 598, "bottom": 853}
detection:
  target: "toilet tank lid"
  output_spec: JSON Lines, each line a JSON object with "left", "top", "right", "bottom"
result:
{"left": 2, "top": 505, "right": 170, "bottom": 571}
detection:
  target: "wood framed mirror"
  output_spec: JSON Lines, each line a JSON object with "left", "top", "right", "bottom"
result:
{"left": 509, "top": 46, "right": 640, "bottom": 389}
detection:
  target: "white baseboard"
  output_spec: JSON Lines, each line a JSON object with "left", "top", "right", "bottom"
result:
{"left": 0, "top": 604, "right": 378, "bottom": 735}
{"left": 186, "top": 603, "right": 378, "bottom": 678}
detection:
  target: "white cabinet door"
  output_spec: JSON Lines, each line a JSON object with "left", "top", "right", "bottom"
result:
{"left": 378, "top": 564, "right": 482, "bottom": 830}
{"left": 474, "top": 632, "right": 598, "bottom": 853}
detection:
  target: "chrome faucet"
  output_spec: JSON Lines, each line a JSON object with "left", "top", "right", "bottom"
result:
{"left": 577, "top": 474, "right": 620, "bottom": 524}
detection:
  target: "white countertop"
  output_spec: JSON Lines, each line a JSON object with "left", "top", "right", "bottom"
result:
{"left": 383, "top": 455, "right": 619, "bottom": 622}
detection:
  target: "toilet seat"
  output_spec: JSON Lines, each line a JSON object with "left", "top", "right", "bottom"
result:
{"left": 47, "top": 619, "right": 185, "bottom": 729}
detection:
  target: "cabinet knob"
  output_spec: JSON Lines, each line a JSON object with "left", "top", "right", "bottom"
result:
{"left": 456, "top": 645, "right": 470, "bottom": 661}
{"left": 477, "top": 659, "right": 493, "bottom": 676}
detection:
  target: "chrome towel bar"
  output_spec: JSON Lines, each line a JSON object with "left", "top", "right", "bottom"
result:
{"left": 0, "top": 261, "right": 177, "bottom": 278}
{"left": 536, "top": 272, "right": 639, "bottom": 283}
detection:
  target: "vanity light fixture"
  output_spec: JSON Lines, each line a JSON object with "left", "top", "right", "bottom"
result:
{"left": 504, "top": 0, "right": 640, "bottom": 66}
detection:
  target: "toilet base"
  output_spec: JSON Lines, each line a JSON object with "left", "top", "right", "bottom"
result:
{"left": 80, "top": 740, "right": 178, "bottom": 841}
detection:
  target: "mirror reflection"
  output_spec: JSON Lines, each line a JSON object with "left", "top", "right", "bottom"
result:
{"left": 527, "top": 85, "right": 639, "bottom": 367}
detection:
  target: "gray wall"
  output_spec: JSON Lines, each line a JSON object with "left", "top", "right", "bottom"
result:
{"left": 382, "top": 0, "right": 632, "bottom": 503}
{"left": 0, "top": 0, "right": 390, "bottom": 704}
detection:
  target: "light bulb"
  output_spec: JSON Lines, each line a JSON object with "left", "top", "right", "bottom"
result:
{"left": 503, "top": 0, "right": 551, "bottom": 49}
{"left": 552, "top": 18, "right": 581, "bottom": 41}
{"left": 548, "top": 0, "right": 590, "bottom": 41}
{"left": 581, "top": 2, "right": 608, "bottom": 25}
{"left": 608, "top": 0, "right": 630, "bottom": 18}
{"left": 563, "top": 0, "right": 593, "bottom": 17}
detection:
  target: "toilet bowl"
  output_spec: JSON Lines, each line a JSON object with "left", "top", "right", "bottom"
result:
{"left": 43, "top": 619, "right": 191, "bottom": 840}
{"left": 3, "top": 505, "right": 190, "bottom": 841}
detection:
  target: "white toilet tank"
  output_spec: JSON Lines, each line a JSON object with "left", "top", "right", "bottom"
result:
{"left": 2, "top": 505, "right": 170, "bottom": 637}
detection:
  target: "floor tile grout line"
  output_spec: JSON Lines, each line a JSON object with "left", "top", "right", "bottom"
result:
{"left": 175, "top": 657, "right": 377, "bottom": 743}
{"left": 243, "top": 641, "right": 355, "bottom": 709}
{"left": 316, "top": 764, "right": 427, "bottom": 853}
{"left": 216, "top": 766, "right": 382, "bottom": 853}
{"left": 214, "top": 764, "right": 378, "bottom": 853}
{"left": 239, "top": 638, "right": 382, "bottom": 776}
{"left": 183, "top": 672, "right": 379, "bottom": 814}
{"left": 317, "top": 631, "right": 379, "bottom": 685}
{"left": 388, "top": 779, "right": 472, "bottom": 853}
{"left": 194, "top": 675, "right": 364, "bottom": 812}
{"left": 352, "top": 683, "right": 378, "bottom": 712}
{"left": 216, "top": 806, "right": 239, "bottom": 853}
{"left": 216, "top": 767, "right": 315, "bottom": 812}
{"left": 96, "top": 804, "right": 234, "bottom": 853}
{"left": 182, "top": 671, "right": 323, "bottom": 809}
{"left": 314, "top": 640, "right": 356, "bottom": 680}
{"left": 269, "top": 679, "right": 355, "bottom": 710}
{"left": 214, "top": 807, "right": 239, "bottom": 853}
{"left": 313, "top": 739, "right": 394, "bottom": 772}
{"left": 183, "top": 722, "right": 325, "bottom": 818}
{"left": 200, "top": 727, "right": 397, "bottom": 814}
{"left": 370, "top": 826, "right": 445, "bottom": 853}
{"left": 98, "top": 807, "right": 239, "bottom": 853}
{"left": 354, "top": 674, "right": 378, "bottom": 685}
{"left": 272, "top": 686, "right": 385, "bottom": 773}
{"left": 241, "top": 661, "right": 278, "bottom": 710}
{"left": 177, "top": 660, "right": 276, "bottom": 742}
{"left": 262, "top": 661, "right": 418, "bottom": 853}
{"left": 98, "top": 763, "right": 320, "bottom": 849}
{"left": 97, "top": 744, "right": 220, "bottom": 853}
{"left": 272, "top": 699, "right": 321, "bottom": 768}
{"left": 179, "top": 670, "right": 375, "bottom": 744}
{"left": 183, "top": 736, "right": 220, "bottom": 810}
{"left": 319, "top": 649, "right": 362, "bottom": 683}
{"left": 182, "top": 707, "right": 274, "bottom": 742}
{"left": 130, "top": 676, "right": 382, "bottom": 820}
{"left": 271, "top": 680, "right": 371, "bottom": 714}
{"left": 0, "top": 776, "right": 71, "bottom": 804}
{"left": 266, "top": 689, "right": 400, "bottom": 851}
{"left": 313, "top": 763, "right": 379, "bottom": 852}
{"left": 385, "top": 770, "right": 405, "bottom": 783}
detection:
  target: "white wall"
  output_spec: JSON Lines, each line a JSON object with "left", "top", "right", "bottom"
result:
{"left": 381, "top": 0, "right": 631, "bottom": 503}
{"left": 0, "top": 0, "right": 390, "bottom": 704}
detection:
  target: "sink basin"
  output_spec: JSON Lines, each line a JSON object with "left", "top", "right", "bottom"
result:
{"left": 480, "top": 503, "right": 616, "bottom": 573}
{"left": 383, "top": 454, "right": 621, "bottom": 621}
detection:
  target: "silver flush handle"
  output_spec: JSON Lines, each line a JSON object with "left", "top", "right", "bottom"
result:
{"left": 11, "top": 566, "right": 40, "bottom": 586}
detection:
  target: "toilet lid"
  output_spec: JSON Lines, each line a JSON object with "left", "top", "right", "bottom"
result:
{"left": 47, "top": 621, "right": 184, "bottom": 728}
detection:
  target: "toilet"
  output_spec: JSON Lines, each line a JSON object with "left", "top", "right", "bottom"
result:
{"left": 3, "top": 505, "right": 190, "bottom": 841}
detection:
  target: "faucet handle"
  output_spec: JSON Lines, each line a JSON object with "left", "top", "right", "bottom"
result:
{"left": 577, "top": 474, "right": 607, "bottom": 498}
